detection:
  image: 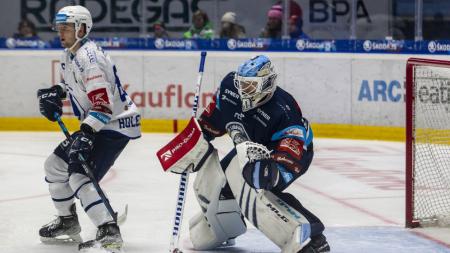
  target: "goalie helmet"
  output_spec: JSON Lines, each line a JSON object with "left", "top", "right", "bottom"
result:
{"left": 234, "top": 55, "right": 278, "bottom": 112}
{"left": 54, "top": 5, "right": 93, "bottom": 41}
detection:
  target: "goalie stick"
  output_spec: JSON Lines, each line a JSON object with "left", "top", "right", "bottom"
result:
{"left": 169, "top": 51, "right": 207, "bottom": 253}
{"left": 54, "top": 112, "right": 127, "bottom": 225}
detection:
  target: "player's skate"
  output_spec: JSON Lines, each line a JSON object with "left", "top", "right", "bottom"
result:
{"left": 39, "top": 203, "right": 82, "bottom": 244}
{"left": 78, "top": 222, "right": 123, "bottom": 252}
{"left": 298, "top": 234, "right": 330, "bottom": 253}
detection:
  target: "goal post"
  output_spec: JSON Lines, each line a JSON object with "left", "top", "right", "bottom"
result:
{"left": 405, "top": 58, "right": 450, "bottom": 228}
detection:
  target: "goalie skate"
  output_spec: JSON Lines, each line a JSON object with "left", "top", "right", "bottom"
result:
{"left": 298, "top": 234, "right": 330, "bottom": 253}
{"left": 78, "top": 222, "right": 123, "bottom": 253}
{"left": 39, "top": 203, "right": 82, "bottom": 244}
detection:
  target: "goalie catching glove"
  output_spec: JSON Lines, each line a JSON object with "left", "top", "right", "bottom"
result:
{"left": 157, "top": 117, "right": 213, "bottom": 174}
{"left": 236, "top": 141, "right": 280, "bottom": 190}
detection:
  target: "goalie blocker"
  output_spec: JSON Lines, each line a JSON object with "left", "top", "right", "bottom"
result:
{"left": 157, "top": 117, "right": 213, "bottom": 174}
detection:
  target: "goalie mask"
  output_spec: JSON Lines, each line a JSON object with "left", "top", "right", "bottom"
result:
{"left": 234, "top": 55, "right": 277, "bottom": 112}
{"left": 53, "top": 5, "right": 93, "bottom": 50}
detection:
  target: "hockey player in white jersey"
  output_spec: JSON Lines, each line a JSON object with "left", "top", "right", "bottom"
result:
{"left": 36, "top": 5, "right": 141, "bottom": 252}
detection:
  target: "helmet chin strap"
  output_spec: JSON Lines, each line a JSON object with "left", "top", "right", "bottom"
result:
{"left": 68, "top": 25, "right": 86, "bottom": 52}
{"left": 68, "top": 39, "right": 81, "bottom": 52}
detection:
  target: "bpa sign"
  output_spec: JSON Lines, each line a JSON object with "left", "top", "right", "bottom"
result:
{"left": 309, "top": 0, "right": 371, "bottom": 23}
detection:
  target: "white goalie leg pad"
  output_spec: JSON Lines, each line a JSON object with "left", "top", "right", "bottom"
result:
{"left": 189, "top": 149, "right": 247, "bottom": 250}
{"left": 69, "top": 173, "right": 114, "bottom": 227}
{"left": 44, "top": 153, "right": 74, "bottom": 216}
{"left": 225, "top": 152, "right": 311, "bottom": 253}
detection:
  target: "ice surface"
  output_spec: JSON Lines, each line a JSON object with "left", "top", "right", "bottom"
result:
{"left": 0, "top": 132, "right": 449, "bottom": 253}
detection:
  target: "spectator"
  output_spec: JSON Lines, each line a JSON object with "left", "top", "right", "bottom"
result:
{"left": 219, "top": 12, "right": 246, "bottom": 39}
{"left": 152, "top": 21, "right": 170, "bottom": 39}
{"left": 275, "top": 0, "right": 303, "bottom": 17}
{"left": 14, "top": 18, "right": 40, "bottom": 39}
{"left": 260, "top": 5, "right": 283, "bottom": 39}
{"left": 183, "top": 9, "right": 214, "bottom": 39}
{"left": 289, "top": 15, "right": 309, "bottom": 39}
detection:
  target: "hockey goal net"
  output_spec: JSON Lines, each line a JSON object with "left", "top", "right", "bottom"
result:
{"left": 406, "top": 58, "right": 450, "bottom": 228}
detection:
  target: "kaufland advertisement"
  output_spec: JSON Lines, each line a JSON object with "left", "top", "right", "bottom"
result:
{"left": 1, "top": 51, "right": 448, "bottom": 127}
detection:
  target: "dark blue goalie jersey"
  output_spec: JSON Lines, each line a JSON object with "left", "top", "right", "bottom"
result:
{"left": 199, "top": 72, "right": 314, "bottom": 190}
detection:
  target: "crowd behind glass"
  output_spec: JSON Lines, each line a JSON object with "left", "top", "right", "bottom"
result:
{"left": 6, "top": 0, "right": 450, "bottom": 44}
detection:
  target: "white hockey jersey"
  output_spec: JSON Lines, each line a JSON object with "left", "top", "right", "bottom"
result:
{"left": 58, "top": 40, "right": 141, "bottom": 139}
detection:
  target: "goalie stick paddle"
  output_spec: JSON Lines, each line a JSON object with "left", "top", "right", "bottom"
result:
{"left": 54, "top": 112, "right": 120, "bottom": 224}
{"left": 169, "top": 51, "right": 207, "bottom": 253}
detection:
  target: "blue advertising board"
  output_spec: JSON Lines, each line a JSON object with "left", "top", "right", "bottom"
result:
{"left": 1, "top": 37, "right": 449, "bottom": 55}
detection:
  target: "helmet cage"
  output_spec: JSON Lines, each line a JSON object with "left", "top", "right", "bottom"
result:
{"left": 234, "top": 63, "right": 277, "bottom": 112}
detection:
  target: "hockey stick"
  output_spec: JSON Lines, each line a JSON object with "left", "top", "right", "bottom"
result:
{"left": 169, "top": 51, "right": 207, "bottom": 253}
{"left": 54, "top": 112, "right": 123, "bottom": 224}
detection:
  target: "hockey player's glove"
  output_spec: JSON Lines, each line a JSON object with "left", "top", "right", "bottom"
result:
{"left": 242, "top": 159, "right": 280, "bottom": 190}
{"left": 37, "top": 85, "right": 65, "bottom": 122}
{"left": 236, "top": 141, "right": 280, "bottom": 190}
{"left": 68, "top": 124, "right": 95, "bottom": 174}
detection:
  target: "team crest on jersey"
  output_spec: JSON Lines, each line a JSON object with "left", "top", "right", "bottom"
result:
{"left": 88, "top": 88, "right": 109, "bottom": 106}
{"left": 225, "top": 122, "right": 249, "bottom": 144}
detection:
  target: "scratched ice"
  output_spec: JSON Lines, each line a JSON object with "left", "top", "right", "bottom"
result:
{"left": 0, "top": 132, "right": 449, "bottom": 253}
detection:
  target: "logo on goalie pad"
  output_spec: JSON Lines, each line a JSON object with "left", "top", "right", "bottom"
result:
{"left": 160, "top": 150, "right": 172, "bottom": 161}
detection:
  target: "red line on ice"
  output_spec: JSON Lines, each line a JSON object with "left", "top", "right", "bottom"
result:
{"left": 294, "top": 182, "right": 400, "bottom": 225}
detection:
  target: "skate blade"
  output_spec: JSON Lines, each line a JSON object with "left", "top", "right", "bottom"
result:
{"left": 40, "top": 233, "right": 82, "bottom": 244}
{"left": 219, "top": 238, "right": 236, "bottom": 247}
{"left": 79, "top": 241, "right": 123, "bottom": 253}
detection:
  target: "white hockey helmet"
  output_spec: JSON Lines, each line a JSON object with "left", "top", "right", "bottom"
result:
{"left": 234, "top": 55, "right": 278, "bottom": 112}
{"left": 54, "top": 5, "right": 93, "bottom": 41}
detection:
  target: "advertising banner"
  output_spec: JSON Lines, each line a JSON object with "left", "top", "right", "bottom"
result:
{"left": 1, "top": 50, "right": 448, "bottom": 127}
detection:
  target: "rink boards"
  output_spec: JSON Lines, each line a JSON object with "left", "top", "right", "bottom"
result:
{"left": 3, "top": 50, "right": 448, "bottom": 140}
